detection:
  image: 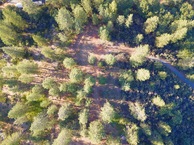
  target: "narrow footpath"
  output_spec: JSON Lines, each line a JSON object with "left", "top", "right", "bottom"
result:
{"left": 148, "top": 56, "right": 194, "bottom": 90}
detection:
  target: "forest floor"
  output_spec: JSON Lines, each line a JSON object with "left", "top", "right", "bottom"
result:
{"left": 70, "top": 25, "right": 134, "bottom": 121}
{"left": 69, "top": 24, "right": 194, "bottom": 144}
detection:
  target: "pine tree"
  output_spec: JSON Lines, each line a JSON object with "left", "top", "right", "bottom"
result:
{"left": 130, "top": 45, "right": 149, "bottom": 67}
{"left": 8, "top": 102, "right": 28, "bottom": 119}
{"left": 2, "top": 6, "right": 28, "bottom": 30}
{"left": 104, "top": 54, "right": 116, "bottom": 66}
{"left": 99, "top": 26, "right": 110, "bottom": 41}
{"left": 42, "top": 77, "right": 57, "bottom": 89}
{"left": 171, "top": 27, "right": 188, "bottom": 43}
{"left": 129, "top": 102, "right": 147, "bottom": 122}
{"left": 88, "top": 120, "right": 104, "bottom": 144}
{"left": 18, "top": 74, "right": 34, "bottom": 84}
{"left": 55, "top": 7, "right": 74, "bottom": 32}
{"left": 17, "top": 60, "right": 38, "bottom": 74}
{"left": 30, "top": 112, "right": 51, "bottom": 136}
{"left": 58, "top": 103, "right": 72, "bottom": 121}
{"left": 125, "top": 122, "right": 139, "bottom": 145}
{"left": 155, "top": 33, "right": 172, "bottom": 48}
{"left": 81, "top": 0, "right": 92, "bottom": 16}
{"left": 32, "top": 34, "right": 47, "bottom": 46}
{"left": 136, "top": 68, "right": 150, "bottom": 81}
{"left": 69, "top": 68, "right": 84, "bottom": 83}
{"left": 73, "top": 5, "right": 88, "bottom": 32}
{"left": 22, "top": 0, "right": 39, "bottom": 15}
{"left": 63, "top": 57, "right": 76, "bottom": 69}
{"left": 0, "top": 21, "right": 20, "bottom": 46}
{"left": 117, "top": 15, "right": 125, "bottom": 26}
{"left": 180, "top": 2, "right": 194, "bottom": 20}
{"left": 125, "top": 14, "right": 133, "bottom": 28}
{"left": 1, "top": 47, "right": 25, "bottom": 59}
{"left": 52, "top": 129, "right": 72, "bottom": 145}
{"left": 100, "top": 102, "right": 116, "bottom": 123}
{"left": 78, "top": 109, "right": 89, "bottom": 127}
{"left": 144, "top": 16, "right": 159, "bottom": 34}
{"left": 1, "top": 132, "right": 21, "bottom": 145}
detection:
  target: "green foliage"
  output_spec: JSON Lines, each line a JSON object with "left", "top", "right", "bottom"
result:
{"left": 59, "top": 82, "right": 77, "bottom": 94}
{"left": 2, "top": 65, "right": 20, "bottom": 78}
{"left": 55, "top": 7, "right": 74, "bottom": 32}
{"left": 88, "top": 120, "right": 104, "bottom": 144}
{"left": 83, "top": 83, "right": 92, "bottom": 94}
{"left": 180, "top": 2, "right": 194, "bottom": 20}
{"left": 104, "top": 54, "right": 116, "bottom": 66}
{"left": 1, "top": 47, "right": 25, "bottom": 59}
{"left": 136, "top": 68, "right": 150, "bottom": 81}
{"left": 52, "top": 129, "right": 72, "bottom": 145}
{"left": 157, "top": 121, "right": 171, "bottom": 136}
{"left": 32, "top": 35, "right": 47, "bottom": 46}
{"left": 49, "top": 86, "right": 60, "bottom": 97}
{"left": 125, "top": 122, "right": 139, "bottom": 145}
{"left": 41, "top": 47, "right": 63, "bottom": 61}
{"left": 119, "top": 70, "right": 134, "bottom": 91}
{"left": 158, "top": 71, "right": 167, "bottom": 80}
{"left": 8, "top": 102, "right": 28, "bottom": 119}
{"left": 40, "top": 99, "right": 51, "bottom": 108}
{"left": 152, "top": 96, "right": 165, "bottom": 107}
{"left": 78, "top": 108, "right": 89, "bottom": 127}
{"left": 130, "top": 45, "right": 149, "bottom": 67}
{"left": 22, "top": 0, "right": 39, "bottom": 15}
{"left": 155, "top": 33, "right": 172, "bottom": 48}
{"left": 17, "top": 60, "right": 38, "bottom": 74}
{"left": 32, "top": 85, "right": 44, "bottom": 94}
{"left": 81, "top": 0, "right": 92, "bottom": 15}
{"left": 2, "top": 7, "right": 28, "bottom": 30}
{"left": 125, "top": 14, "right": 133, "bottom": 28}
{"left": 106, "top": 136, "right": 121, "bottom": 145}
{"left": 58, "top": 103, "right": 72, "bottom": 121}
{"left": 119, "top": 70, "right": 134, "bottom": 84}
{"left": 0, "top": 21, "right": 20, "bottom": 46}
{"left": 62, "top": 81, "right": 77, "bottom": 93}
{"left": 117, "top": 15, "right": 125, "bottom": 26}
{"left": 135, "top": 34, "right": 144, "bottom": 45}
{"left": 144, "top": 16, "right": 159, "bottom": 34}
{"left": 63, "top": 57, "right": 76, "bottom": 69}
{"left": 177, "top": 49, "right": 192, "bottom": 59}
{"left": 129, "top": 102, "right": 147, "bottom": 122}
{"left": 84, "top": 76, "right": 95, "bottom": 87}
{"left": 93, "top": 0, "right": 104, "bottom": 9}
{"left": 26, "top": 92, "right": 44, "bottom": 102}
{"left": 99, "top": 26, "right": 110, "bottom": 41}
{"left": 47, "top": 105, "right": 58, "bottom": 116}
{"left": 149, "top": 130, "right": 164, "bottom": 145}
{"left": 177, "top": 57, "right": 194, "bottom": 70}
{"left": 30, "top": 112, "right": 51, "bottom": 136}
{"left": 140, "top": 123, "right": 152, "bottom": 136}
{"left": 76, "top": 90, "right": 87, "bottom": 105}
{"left": 98, "top": 75, "right": 107, "bottom": 85}
{"left": 73, "top": 5, "right": 88, "bottom": 31}
{"left": 88, "top": 54, "right": 97, "bottom": 64}
{"left": 100, "top": 102, "right": 116, "bottom": 123}
{"left": 0, "top": 132, "right": 21, "bottom": 145}
{"left": 69, "top": 68, "right": 84, "bottom": 83}
{"left": 171, "top": 27, "right": 188, "bottom": 43}
{"left": 92, "top": 13, "right": 99, "bottom": 25}
{"left": 42, "top": 77, "right": 57, "bottom": 89}
{"left": 18, "top": 74, "right": 34, "bottom": 84}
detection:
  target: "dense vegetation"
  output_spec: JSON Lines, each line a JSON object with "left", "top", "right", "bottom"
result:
{"left": 0, "top": 0, "right": 193, "bottom": 144}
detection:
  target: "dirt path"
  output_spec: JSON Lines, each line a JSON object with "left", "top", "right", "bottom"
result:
{"left": 70, "top": 25, "right": 134, "bottom": 121}
{"left": 148, "top": 56, "right": 194, "bottom": 90}
{"left": 70, "top": 25, "right": 194, "bottom": 124}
